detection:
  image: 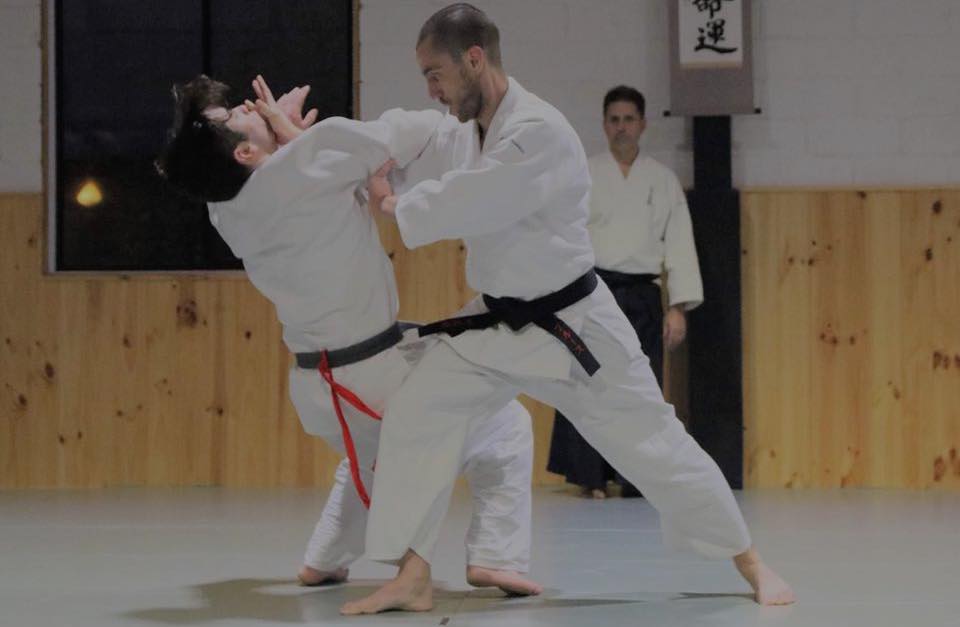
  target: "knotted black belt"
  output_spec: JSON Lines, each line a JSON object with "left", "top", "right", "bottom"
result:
{"left": 596, "top": 268, "right": 658, "bottom": 290}
{"left": 295, "top": 322, "right": 405, "bottom": 370}
{"left": 418, "top": 270, "right": 602, "bottom": 376}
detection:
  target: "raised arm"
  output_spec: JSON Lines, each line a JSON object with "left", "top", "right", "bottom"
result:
{"left": 391, "top": 120, "right": 571, "bottom": 248}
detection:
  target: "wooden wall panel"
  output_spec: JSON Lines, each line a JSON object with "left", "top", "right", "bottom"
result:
{"left": 1, "top": 196, "right": 566, "bottom": 488}
{"left": 742, "top": 189, "right": 960, "bottom": 489}
{"left": 6, "top": 189, "right": 958, "bottom": 490}
{"left": 0, "top": 195, "right": 336, "bottom": 488}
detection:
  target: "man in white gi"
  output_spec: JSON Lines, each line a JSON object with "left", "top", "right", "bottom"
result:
{"left": 155, "top": 74, "right": 542, "bottom": 597}
{"left": 548, "top": 85, "right": 703, "bottom": 499}
{"left": 341, "top": 3, "right": 794, "bottom": 615}
{"left": 591, "top": 84, "right": 703, "bottom": 356}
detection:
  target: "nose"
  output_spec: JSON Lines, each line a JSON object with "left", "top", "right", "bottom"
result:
{"left": 427, "top": 83, "right": 442, "bottom": 102}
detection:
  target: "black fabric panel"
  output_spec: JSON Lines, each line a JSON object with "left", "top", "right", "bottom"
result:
{"left": 686, "top": 187, "right": 742, "bottom": 488}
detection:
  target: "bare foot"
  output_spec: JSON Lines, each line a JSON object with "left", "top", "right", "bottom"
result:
{"left": 733, "top": 548, "right": 796, "bottom": 606}
{"left": 298, "top": 565, "right": 348, "bottom": 586}
{"left": 339, "top": 550, "right": 433, "bottom": 615}
{"left": 580, "top": 487, "right": 607, "bottom": 499}
{"left": 466, "top": 565, "right": 543, "bottom": 596}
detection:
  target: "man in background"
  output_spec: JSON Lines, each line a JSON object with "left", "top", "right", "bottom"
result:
{"left": 548, "top": 85, "right": 703, "bottom": 499}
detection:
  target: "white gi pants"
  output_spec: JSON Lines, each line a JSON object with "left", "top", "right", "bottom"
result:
{"left": 288, "top": 334, "right": 533, "bottom": 573}
{"left": 365, "top": 282, "right": 751, "bottom": 564}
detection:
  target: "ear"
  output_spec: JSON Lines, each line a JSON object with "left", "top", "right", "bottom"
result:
{"left": 638, "top": 118, "right": 648, "bottom": 135}
{"left": 233, "top": 141, "right": 259, "bottom": 167}
{"left": 464, "top": 45, "right": 484, "bottom": 71}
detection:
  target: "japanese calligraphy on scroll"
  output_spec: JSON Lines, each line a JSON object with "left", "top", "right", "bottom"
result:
{"left": 668, "top": 0, "right": 754, "bottom": 115}
{"left": 680, "top": 0, "right": 743, "bottom": 68}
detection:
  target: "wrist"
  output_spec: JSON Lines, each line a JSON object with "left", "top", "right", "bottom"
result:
{"left": 383, "top": 196, "right": 398, "bottom": 215}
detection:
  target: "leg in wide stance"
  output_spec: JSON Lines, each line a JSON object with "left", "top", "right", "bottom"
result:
{"left": 342, "top": 325, "right": 793, "bottom": 615}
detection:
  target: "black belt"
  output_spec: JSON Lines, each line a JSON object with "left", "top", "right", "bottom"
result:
{"left": 596, "top": 268, "right": 658, "bottom": 289}
{"left": 418, "top": 270, "right": 601, "bottom": 376}
{"left": 295, "top": 322, "right": 405, "bottom": 370}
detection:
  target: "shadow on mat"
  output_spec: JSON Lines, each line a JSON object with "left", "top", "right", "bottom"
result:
{"left": 457, "top": 588, "right": 757, "bottom": 614}
{"left": 123, "top": 578, "right": 739, "bottom": 623}
{"left": 453, "top": 588, "right": 645, "bottom": 614}
{"left": 124, "top": 578, "right": 317, "bottom": 624}
{"left": 123, "top": 577, "right": 466, "bottom": 624}
{"left": 673, "top": 592, "right": 755, "bottom": 601}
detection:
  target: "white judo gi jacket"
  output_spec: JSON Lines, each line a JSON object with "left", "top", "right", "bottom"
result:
{"left": 207, "top": 110, "right": 534, "bottom": 573}
{"left": 587, "top": 152, "right": 703, "bottom": 310}
{"left": 394, "top": 78, "right": 596, "bottom": 381}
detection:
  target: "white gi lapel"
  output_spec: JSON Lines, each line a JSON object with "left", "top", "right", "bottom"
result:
{"left": 481, "top": 77, "right": 521, "bottom": 155}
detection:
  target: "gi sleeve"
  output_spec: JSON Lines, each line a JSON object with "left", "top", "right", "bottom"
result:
{"left": 394, "top": 119, "right": 563, "bottom": 248}
{"left": 306, "top": 108, "right": 445, "bottom": 176}
{"left": 662, "top": 171, "right": 704, "bottom": 310}
{"left": 389, "top": 114, "right": 462, "bottom": 196}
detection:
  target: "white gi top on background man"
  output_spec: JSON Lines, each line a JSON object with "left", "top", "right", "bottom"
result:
{"left": 548, "top": 85, "right": 705, "bottom": 498}
{"left": 589, "top": 151, "right": 703, "bottom": 313}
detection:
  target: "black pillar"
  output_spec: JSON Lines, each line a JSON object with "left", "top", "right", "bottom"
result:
{"left": 685, "top": 115, "right": 743, "bottom": 488}
{"left": 693, "top": 116, "right": 732, "bottom": 189}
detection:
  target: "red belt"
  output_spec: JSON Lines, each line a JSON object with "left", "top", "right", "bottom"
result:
{"left": 297, "top": 323, "right": 408, "bottom": 508}
{"left": 317, "top": 351, "right": 382, "bottom": 509}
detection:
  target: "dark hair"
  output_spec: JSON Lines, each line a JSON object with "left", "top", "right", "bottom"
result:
{"left": 417, "top": 3, "right": 501, "bottom": 67}
{"left": 603, "top": 85, "right": 646, "bottom": 118}
{"left": 155, "top": 75, "right": 251, "bottom": 202}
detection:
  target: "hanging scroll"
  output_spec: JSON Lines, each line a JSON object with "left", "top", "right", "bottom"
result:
{"left": 669, "top": 0, "right": 754, "bottom": 116}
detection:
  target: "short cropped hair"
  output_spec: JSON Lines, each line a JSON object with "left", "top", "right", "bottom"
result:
{"left": 603, "top": 85, "right": 646, "bottom": 118}
{"left": 155, "top": 75, "right": 251, "bottom": 202}
{"left": 417, "top": 3, "right": 502, "bottom": 67}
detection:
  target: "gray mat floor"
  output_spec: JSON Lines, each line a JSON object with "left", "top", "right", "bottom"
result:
{"left": 1, "top": 486, "right": 958, "bottom": 626}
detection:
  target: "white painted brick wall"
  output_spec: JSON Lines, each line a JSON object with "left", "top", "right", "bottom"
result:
{"left": 1, "top": 0, "right": 958, "bottom": 191}
{"left": 361, "top": 0, "right": 960, "bottom": 188}
{"left": 744, "top": 0, "right": 960, "bottom": 186}
{"left": 0, "top": 0, "right": 42, "bottom": 192}
{"left": 854, "top": 0, "right": 954, "bottom": 37}
{"left": 903, "top": 116, "right": 960, "bottom": 156}
{"left": 759, "top": 0, "right": 859, "bottom": 39}
{"left": 360, "top": 0, "right": 687, "bottom": 170}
